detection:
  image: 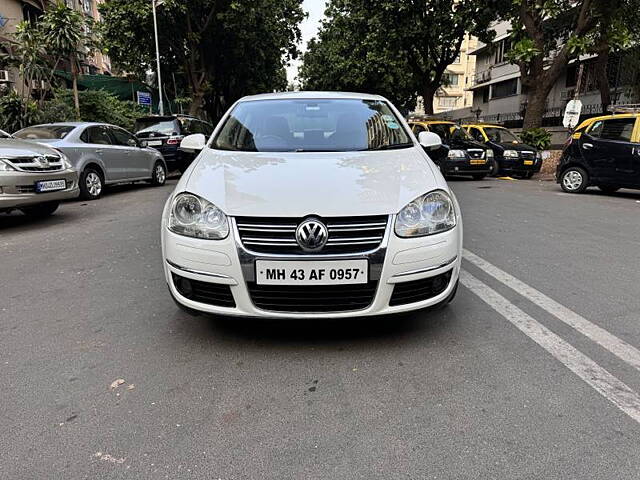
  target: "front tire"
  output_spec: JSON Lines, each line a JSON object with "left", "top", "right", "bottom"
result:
{"left": 560, "top": 166, "right": 589, "bottom": 193}
{"left": 151, "top": 161, "right": 167, "bottom": 186}
{"left": 489, "top": 159, "right": 500, "bottom": 177}
{"left": 80, "top": 167, "right": 103, "bottom": 200}
{"left": 21, "top": 201, "right": 59, "bottom": 218}
{"left": 524, "top": 171, "right": 535, "bottom": 179}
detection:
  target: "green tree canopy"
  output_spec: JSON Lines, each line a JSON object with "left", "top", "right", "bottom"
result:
{"left": 99, "top": 0, "right": 305, "bottom": 119}
{"left": 299, "top": 0, "right": 503, "bottom": 114}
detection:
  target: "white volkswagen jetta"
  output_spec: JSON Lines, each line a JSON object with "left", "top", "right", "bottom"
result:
{"left": 161, "top": 92, "right": 462, "bottom": 318}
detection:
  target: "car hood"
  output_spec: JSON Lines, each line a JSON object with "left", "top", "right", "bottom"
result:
{"left": 0, "top": 138, "right": 60, "bottom": 157}
{"left": 184, "top": 148, "right": 441, "bottom": 217}
{"left": 446, "top": 138, "right": 486, "bottom": 150}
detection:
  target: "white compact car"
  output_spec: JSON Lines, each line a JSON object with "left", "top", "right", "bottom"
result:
{"left": 161, "top": 92, "right": 462, "bottom": 318}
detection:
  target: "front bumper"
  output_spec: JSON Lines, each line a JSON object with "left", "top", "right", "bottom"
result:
{"left": 161, "top": 213, "right": 463, "bottom": 319}
{"left": 0, "top": 169, "right": 80, "bottom": 210}
{"left": 498, "top": 156, "right": 542, "bottom": 174}
{"left": 441, "top": 158, "right": 491, "bottom": 175}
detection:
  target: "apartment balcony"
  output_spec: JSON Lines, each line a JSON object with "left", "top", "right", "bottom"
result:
{"left": 473, "top": 69, "right": 492, "bottom": 87}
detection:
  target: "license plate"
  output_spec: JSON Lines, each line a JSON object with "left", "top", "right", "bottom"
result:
{"left": 470, "top": 159, "right": 486, "bottom": 165}
{"left": 35, "top": 179, "right": 66, "bottom": 193}
{"left": 147, "top": 140, "right": 163, "bottom": 146}
{"left": 256, "top": 260, "right": 368, "bottom": 286}
{"left": 523, "top": 160, "right": 534, "bottom": 165}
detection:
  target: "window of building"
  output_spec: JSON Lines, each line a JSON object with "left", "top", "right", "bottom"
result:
{"left": 452, "top": 55, "right": 461, "bottom": 65}
{"left": 443, "top": 73, "right": 460, "bottom": 87}
{"left": 438, "top": 97, "right": 458, "bottom": 108}
{"left": 494, "top": 39, "right": 511, "bottom": 64}
{"left": 491, "top": 78, "right": 518, "bottom": 99}
{"left": 481, "top": 87, "right": 490, "bottom": 103}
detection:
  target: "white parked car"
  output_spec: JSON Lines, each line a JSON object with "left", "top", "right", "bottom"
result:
{"left": 161, "top": 92, "right": 462, "bottom": 318}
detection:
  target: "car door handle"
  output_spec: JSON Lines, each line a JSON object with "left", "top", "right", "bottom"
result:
{"left": 95, "top": 149, "right": 103, "bottom": 154}
{"left": 582, "top": 143, "right": 593, "bottom": 150}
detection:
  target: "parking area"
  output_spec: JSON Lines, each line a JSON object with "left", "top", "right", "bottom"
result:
{"left": 1, "top": 178, "right": 640, "bottom": 479}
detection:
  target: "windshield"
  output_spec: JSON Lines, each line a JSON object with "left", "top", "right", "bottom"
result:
{"left": 428, "top": 123, "right": 471, "bottom": 142}
{"left": 484, "top": 127, "right": 520, "bottom": 143}
{"left": 134, "top": 119, "right": 180, "bottom": 137}
{"left": 213, "top": 99, "right": 412, "bottom": 152}
{"left": 14, "top": 125, "right": 75, "bottom": 140}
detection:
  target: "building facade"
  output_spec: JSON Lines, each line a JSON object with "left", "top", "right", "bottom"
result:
{"left": 433, "top": 33, "right": 477, "bottom": 114}
{"left": 0, "top": 0, "right": 110, "bottom": 95}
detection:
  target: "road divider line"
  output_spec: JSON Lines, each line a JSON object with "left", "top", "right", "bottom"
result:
{"left": 463, "top": 249, "right": 640, "bottom": 372}
{"left": 460, "top": 270, "right": 640, "bottom": 425}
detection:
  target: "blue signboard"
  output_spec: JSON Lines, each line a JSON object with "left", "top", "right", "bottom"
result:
{"left": 0, "top": 15, "right": 8, "bottom": 28}
{"left": 137, "top": 91, "right": 152, "bottom": 106}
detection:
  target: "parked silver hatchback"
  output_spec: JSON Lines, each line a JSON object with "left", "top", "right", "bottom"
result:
{"left": 0, "top": 129, "right": 79, "bottom": 217}
{"left": 14, "top": 123, "right": 168, "bottom": 200}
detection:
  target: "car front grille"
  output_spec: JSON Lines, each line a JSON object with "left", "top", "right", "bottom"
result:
{"left": 16, "top": 185, "right": 36, "bottom": 193}
{"left": 235, "top": 215, "right": 388, "bottom": 255}
{"left": 6, "top": 155, "right": 63, "bottom": 172}
{"left": 466, "top": 149, "right": 485, "bottom": 159}
{"left": 246, "top": 281, "right": 378, "bottom": 313}
{"left": 520, "top": 151, "right": 535, "bottom": 160}
{"left": 172, "top": 273, "right": 236, "bottom": 308}
{"left": 389, "top": 270, "right": 453, "bottom": 307}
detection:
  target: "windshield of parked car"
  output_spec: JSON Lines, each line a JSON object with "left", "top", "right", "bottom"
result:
{"left": 484, "top": 127, "right": 520, "bottom": 143}
{"left": 213, "top": 99, "right": 412, "bottom": 152}
{"left": 14, "top": 125, "right": 75, "bottom": 140}
{"left": 428, "top": 123, "right": 471, "bottom": 142}
{"left": 134, "top": 119, "right": 180, "bottom": 137}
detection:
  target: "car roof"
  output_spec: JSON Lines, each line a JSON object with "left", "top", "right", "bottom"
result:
{"left": 462, "top": 123, "right": 505, "bottom": 129}
{"left": 410, "top": 120, "right": 455, "bottom": 125}
{"left": 575, "top": 113, "right": 639, "bottom": 131}
{"left": 25, "top": 122, "right": 109, "bottom": 128}
{"left": 238, "top": 91, "right": 388, "bottom": 102}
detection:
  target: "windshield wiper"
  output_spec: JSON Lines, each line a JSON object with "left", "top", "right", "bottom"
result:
{"left": 364, "top": 143, "right": 414, "bottom": 151}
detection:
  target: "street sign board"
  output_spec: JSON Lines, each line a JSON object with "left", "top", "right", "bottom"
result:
{"left": 563, "top": 99, "right": 583, "bottom": 129}
{"left": 137, "top": 91, "right": 152, "bottom": 106}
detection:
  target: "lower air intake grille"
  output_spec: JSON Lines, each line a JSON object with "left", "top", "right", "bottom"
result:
{"left": 247, "top": 282, "right": 378, "bottom": 313}
{"left": 172, "top": 273, "right": 236, "bottom": 308}
{"left": 235, "top": 215, "right": 388, "bottom": 255}
{"left": 389, "top": 270, "right": 453, "bottom": 307}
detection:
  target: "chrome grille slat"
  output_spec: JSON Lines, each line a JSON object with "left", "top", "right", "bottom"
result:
{"left": 236, "top": 215, "right": 389, "bottom": 255}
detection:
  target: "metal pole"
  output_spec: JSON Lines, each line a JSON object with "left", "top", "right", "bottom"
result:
{"left": 152, "top": 0, "right": 164, "bottom": 116}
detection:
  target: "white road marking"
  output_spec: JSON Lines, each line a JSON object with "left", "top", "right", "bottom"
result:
{"left": 460, "top": 270, "right": 640, "bottom": 424}
{"left": 463, "top": 249, "right": 640, "bottom": 372}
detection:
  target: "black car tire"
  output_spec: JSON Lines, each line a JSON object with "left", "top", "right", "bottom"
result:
{"left": 560, "top": 166, "right": 589, "bottom": 193}
{"left": 151, "top": 161, "right": 167, "bottom": 186}
{"left": 598, "top": 185, "right": 620, "bottom": 194}
{"left": 79, "top": 167, "right": 104, "bottom": 200}
{"left": 472, "top": 174, "right": 487, "bottom": 180}
{"left": 21, "top": 201, "right": 59, "bottom": 218}
{"left": 525, "top": 171, "right": 535, "bottom": 179}
{"left": 489, "top": 159, "right": 500, "bottom": 177}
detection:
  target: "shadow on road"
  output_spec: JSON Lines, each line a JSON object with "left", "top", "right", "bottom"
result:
{"left": 171, "top": 305, "right": 456, "bottom": 348}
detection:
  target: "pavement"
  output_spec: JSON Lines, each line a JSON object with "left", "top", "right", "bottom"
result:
{"left": 1, "top": 177, "right": 640, "bottom": 479}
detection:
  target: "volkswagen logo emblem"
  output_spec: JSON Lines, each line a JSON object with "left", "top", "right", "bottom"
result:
{"left": 296, "top": 218, "right": 328, "bottom": 252}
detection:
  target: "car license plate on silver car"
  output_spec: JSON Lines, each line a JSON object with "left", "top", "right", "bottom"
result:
{"left": 256, "top": 260, "right": 368, "bottom": 286}
{"left": 35, "top": 179, "right": 66, "bottom": 193}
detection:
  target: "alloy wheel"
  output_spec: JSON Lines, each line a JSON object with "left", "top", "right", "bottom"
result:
{"left": 562, "top": 170, "right": 583, "bottom": 191}
{"left": 155, "top": 164, "right": 166, "bottom": 184}
{"left": 86, "top": 172, "right": 102, "bottom": 197}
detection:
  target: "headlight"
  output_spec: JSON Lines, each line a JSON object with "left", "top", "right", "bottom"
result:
{"left": 168, "top": 193, "right": 229, "bottom": 240}
{"left": 395, "top": 190, "right": 457, "bottom": 238}
{"left": 0, "top": 159, "right": 17, "bottom": 172}
{"left": 536, "top": 151, "right": 543, "bottom": 160}
{"left": 486, "top": 149, "right": 494, "bottom": 159}
{"left": 503, "top": 150, "right": 519, "bottom": 158}
{"left": 448, "top": 149, "right": 466, "bottom": 159}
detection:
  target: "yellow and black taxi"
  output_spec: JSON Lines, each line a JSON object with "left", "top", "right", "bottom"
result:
{"left": 557, "top": 113, "right": 640, "bottom": 194}
{"left": 463, "top": 123, "right": 542, "bottom": 178}
{"left": 408, "top": 119, "right": 491, "bottom": 180}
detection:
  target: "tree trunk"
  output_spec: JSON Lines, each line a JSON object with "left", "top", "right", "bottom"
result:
{"left": 595, "top": 47, "right": 611, "bottom": 114}
{"left": 189, "top": 86, "right": 206, "bottom": 116}
{"left": 70, "top": 54, "right": 80, "bottom": 120}
{"left": 522, "top": 82, "right": 552, "bottom": 129}
{"left": 421, "top": 85, "right": 437, "bottom": 115}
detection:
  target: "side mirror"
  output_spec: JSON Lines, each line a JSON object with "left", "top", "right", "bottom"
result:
{"left": 127, "top": 138, "right": 138, "bottom": 147}
{"left": 139, "top": 140, "right": 149, "bottom": 148}
{"left": 418, "top": 131, "right": 442, "bottom": 150}
{"left": 180, "top": 134, "right": 206, "bottom": 152}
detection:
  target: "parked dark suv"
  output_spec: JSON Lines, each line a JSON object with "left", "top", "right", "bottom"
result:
{"left": 134, "top": 115, "right": 213, "bottom": 172}
{"left": 556, "top": 113, "right": 640, "bottom": 193}
{"left": 409, "top": 120, "right": 491, "bottom": 180}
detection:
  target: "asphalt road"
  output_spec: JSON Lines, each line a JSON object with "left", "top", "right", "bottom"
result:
{"left": 1, "top": 177, "right": 640, "bottom": 479}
